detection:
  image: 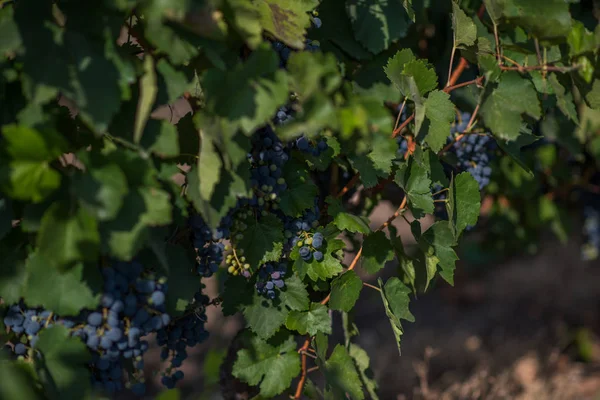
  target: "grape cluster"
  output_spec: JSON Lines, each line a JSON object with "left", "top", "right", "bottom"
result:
{"left": 248, "top": 126, "right": 289, "bottom": 207}
{"left": 448, "top": 112, "right": 495, "bottom": 190}
{"left": 190, "top": 215, "right": 224, "bottom": 278}
{"left": 582, "top": 204, "right": 600, "bottom": 260}
{"left": 255, "top": 262, "right": 288, "bottom": 299}
{"left": 2, "top": 260, "right": 174, "bottom": 396}
{"left": 157, "top": 291, "right": 209, "bottom": 388}
{"left": 294, "top": 136, "right": 329, "bottom": 157}
{"left": 284, "top": 205, "right": 321, "bottom": 249}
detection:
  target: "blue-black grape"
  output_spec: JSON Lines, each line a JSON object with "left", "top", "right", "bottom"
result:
{"left": 255, "top": 262, "right": 288, "bottom": 299}
{"left": 582, "top": 204, "right": 600, "bottom": 260}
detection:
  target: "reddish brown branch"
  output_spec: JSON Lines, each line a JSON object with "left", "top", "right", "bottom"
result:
{"left": 336, "top": 174, "right": 360, "bottom": 198}
{"left": 294, "top": 337, "right": 312, "bottom": 400}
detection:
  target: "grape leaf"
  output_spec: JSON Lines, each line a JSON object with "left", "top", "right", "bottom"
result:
{"left": 279, "top": 158, "right": 319, "bottom": 218}
{"left": 221, "top": 275, "right": 255, "bottom": 316}
{"left": 345, "top": 0, "right": 412, "bottom": 54}
{"left": 198, "top": 132, "right": 222, "bottom": 202}
{"left": 0, "top": 243, "right": 28, "bottom": 304}
{"left": 286, "top": 302, "right": 332, "bottom": 336}
{"left": 329, "top": 270, "right": 363, "bottom": 312}
{"left": 232, "top": 334, "right": 301, "bottom": 398}
{"left": 0, "top": 124, "right": 68, "bottom": 203}
{"left": 287, "top": 51, "right": 343, "bottom": 98}
{"left": 548, "top": 74, "right": 579, "bottom": 123}
{"left": 421, "top": 90, "right": 456, "bottom": 152}
{"left": 361, "top": 231, "right": 395, "bottom": 274}
{"left": 0, "top": 358, "right": 45, "bottom": 400}
{"left": 452, "top": 2, "right": 477, "bottom": 49}
{"left": 292, "top": 242, "right": 344, "bottom": 282}
{"left": 446, "top": 172, "right": 481, "bottom": 238}
{"left": 279, "top": 273, "right": 310, "bottom": 311}
{"left": 37, "top": 203, "right": 100, "bottom": 271}
{"left": 492, "top": 0, "right": 571, "bottom": 39}
{"left": 481, "top": 72, "right": 541, "bottom": 140}
{"left": 495, "top": 129, "right": 540, "bottom": 176}
{"left": 254, "top": 0, "right": 318, "bottom": 49}
{"left": 202, "top": 44, "right": 288, "bottom": 133}
{"left": 378, "top": 277, "right": 414, "bottom": 355}
{"left": 323, "top": 345, "right": 365, "bottom": 400}
{"left": 395, "top": 158, "right": 434, "bottom": 219}
{"left": 242, "top": 292, "right": 289, "bottom": 339}
{"left": 22, "top": 253, "right": 98, "bottom": 316}
{"left": 0, "top": 196, "right": 13, "bottom": 241}
{"left": 384, "top": 49, "right": 416, "bottom": 93}
{"left": 162, "top": 246, "right": 201, "bottom": 316}
{"left": 237, "top": 214, "right": 284, "bottom": 269}
{"left": 35, "top": 325, "right": 91, "bottom": 399}
{"left": 326, "top": 196, "right": 371, "bottom": 234}
{"left": 418, "top": 221, "right": 458, "bottom": 285}
{"left": 349, "top": 343, "right": 379, "bottom": 400}
{"left": 156, "top": 59, "right": 192, "bottom": 105}
{"left": 101, "top": 187, "right": 172, "bottom": 260}
{"left": 72, "top": 161, "right": 128, "bottom": 222}
{"left": 134, "top": 56, "right": 157, "bottom": 144}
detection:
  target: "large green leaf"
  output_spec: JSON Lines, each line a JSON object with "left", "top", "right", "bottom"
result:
{"left": 418, "top": 221, "right": 458, "bottom": 286}
{"left": 242, "top": 291, "right": 289, "bottom": 339}
{"left": 481, "top": 72, "right": 541, "bottom": 140}
{"left": 421, "top": 90, "right": 456, "bottom": 152}
{"left": 0, "top": 124, "right": 68, "bottom": 203}
{"left": 323, "top": 345, "right": 365, "bottom": 400}
{"left": 279, "top": 273, "right": 310, "bottom": 311}
{"left": 329, "top": 270, "right": 363, "bottom": 312}
{"left": 237, "top": 213, "right": 284, "bottom": 269}
{"left": 202, "top": 44, "right": 288, "bottom": 133}
{"left": 286, "top": 302, "right": 332, "bottom": 336}
{"left": 232, "top": 333, "right": 301, "bottom": 397}
{"left": 488, "top": 0, "right": 571, "bottom": 39}
{"left": 22, "top": 254, "right": 98, "bottom": 316}
{"left": 37, "top": 203, "right": 100, "bottom": 271}
{"left": 346, "top": 0, "right": 412, "bottom": 54}
{"left": 361, "top": 231, "right": 395, "bottom": 274}
{"left": 451, "top": 2, "right": 477, "bottom": 49}
{"left": 378, "top": 277, "right": 414, "bottom": 354}
{"left": 35, "top": 325, "right": 91, "bottom": 399}
{"left": 326, "top": 197, "right": 371, "bottom": 234}
{"left": 446, "top": 172, "right": 481, "bottom": 238}
{"left": 279, "top": 158, "right": 319, "bottom": 218}
{"left": 395, "top": 158, "right": 434, "bottom": 219}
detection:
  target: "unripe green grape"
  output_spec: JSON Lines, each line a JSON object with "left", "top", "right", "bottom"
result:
{"left": 306, "top": 237, "right": 313, "bottom": 245}
{"left": 297, "top": 241, "right": 304, "bottom": 247}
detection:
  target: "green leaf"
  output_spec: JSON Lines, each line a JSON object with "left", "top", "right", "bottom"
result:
{"left": 491, "top": 0, "right": 571, "bottom": 39}
{"left": 286, "top": 302, "right": 332, "bottom": 336}
{"left": 279, "top": 273, "right": 310, "bottom": 311}
{"left": 346, "top": 0, "right": 412, "bottom": 54}
{"left": 361, "top": 231, "right": 395, "bottom": 274}
{"left": 0, "top": 358, "right": 45, "bottom": 400}
{"left": 329, "top": 270, "right": 363, "bottom": 312}
{"left": 451, "top": 2, "right": 477, "bottom": 49}
{"left": 242, "top": 292, "right": 289, "bottom": 339}
{"left": 567, "top": 20, "right": 597, "bottom": 58}
{"left": 0, "top": 124, "right": 68, "bottom": 203}
{"left": 35, "top": 325, "right": 91, "bottom": 399}
{"left": 156, "top": 59, "right": 192, "bottom": 105}
{"left": 326, "top": 196, "right": 371, "bottom": 234}
{"left": 72, "top": 161, "right": 128, "bottom": 221}
{"left": 548, "top": 74, "right": 579, "bottom": 123}
{"left": 237, "top": 214, "right": 284, "bottom": 269}
{"left": 287, "top": 51, "right": 343, "bottom": 98}
{"left": 481, "top": 72, "right": 542, "bottom": 140}
{"left": 198, "top": 133, "right": 222, "bottom": 202}
{"left": 22, "top": 253, "right": 98, "bottom": 316}
{"left": 0, "top": 196, "right": 13, "bottom": 240}
{"left": 202, "top": 44, "right": 288, "bottom": 133}
{"left": 378, "top": 277, "right": 414, "bottom": 355}
{"left": 233, "top": 334, "right": 301, "bottom": 397}
{"left": 292, "top": 239, "right": 344, "bottom": 282}
{"left": 0, "top": 242, "right": 28, "bottom": 304}
{"left": 395, "top": 159, "right": 434, "bottom": 219}
{"left": 156, "top": 389, "right": 181, "bottom": 400}
{"left": 446, "top": 172, "right": 481, "bottom": 238}
{"left": 495, "top": 130, "right": 540, "bottom": 176}
{"left": 279, "top": 158, "right": 319, "bottom": 217}
{"left": 418, "top": 221, "right": 458, "bottom": 285}
{"left": 323, "top": 345, "right": 365, "bottom": 400}
{"left": 134, "top": 55, "right": 157, "bottom": 144}
{"left": 163, "top": 246, "right": 201, "bottom": 316}
{"left": 141, "top": 119, "right": 180, "bottom": 158}
{"left": 221, "top": 275, "right": 255, "bottom": 316}
{"left": 254, "top": 0, "right": 318, "bottom": 49}
{"left": 349, "top": 343, "right": 379, "bottom": 400}
{"left": 349, "top": 135, "right": 397, "bottom": 189}
{"left": 384, "top": 49, "right": 437, "bottom": 99}
{"left": 421, "top": 90, "right": 456, "bottom": 152}
{"left": 37, "top": 203, "right": 100, "bottom": 271}
{"left": 101, "top": 187, "right": 172, "bottom": 260}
